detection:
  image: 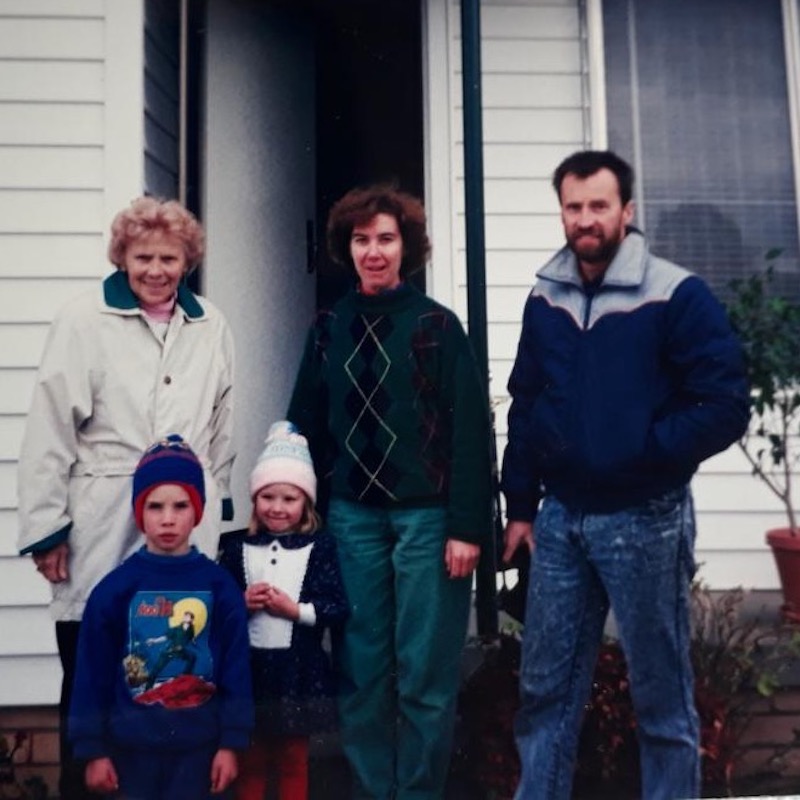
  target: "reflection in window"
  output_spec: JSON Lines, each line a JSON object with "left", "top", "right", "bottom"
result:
{"left": 603, "top": 0, "right": 800, "bottom": 299}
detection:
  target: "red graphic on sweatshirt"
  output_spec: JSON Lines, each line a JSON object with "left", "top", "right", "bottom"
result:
{"left": 134, "top": 674, "right": 216, "bottom": 708}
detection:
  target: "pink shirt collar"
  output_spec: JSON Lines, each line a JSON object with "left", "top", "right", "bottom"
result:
{"left": 140, "top": 297, "right": 176, "bottom": 323}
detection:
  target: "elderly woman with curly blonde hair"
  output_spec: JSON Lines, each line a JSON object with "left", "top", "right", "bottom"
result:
{"left": 17, "top": 196, "right": 235, "bottom": 799}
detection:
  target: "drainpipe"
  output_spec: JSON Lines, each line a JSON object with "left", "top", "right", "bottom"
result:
{"left": 461, "top": 0, "right": 498, "bottom": 639}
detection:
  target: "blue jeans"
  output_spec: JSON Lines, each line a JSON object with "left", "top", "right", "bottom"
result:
{"left": 328, "top": 500, "right": 472, "bottom": 800}
{"left": 514, "top": 488, "right": 700, "bottom": 800}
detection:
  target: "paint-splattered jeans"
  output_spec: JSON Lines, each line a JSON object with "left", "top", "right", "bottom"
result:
{"left": 514, "top": 487, "right": 700, "bottom": 800}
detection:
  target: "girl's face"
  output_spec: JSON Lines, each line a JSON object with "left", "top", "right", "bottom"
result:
{"left": 254, "top": 483, "right": 306, "bottom": 533}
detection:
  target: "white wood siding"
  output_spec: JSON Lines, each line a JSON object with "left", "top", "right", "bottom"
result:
{"left": 0, "top": 0, "right": 145, "bottom": 706}
{"left": 425, "top": 0, "right": 585, "bottom": 538}
{"left": 426, "top": 0, "right": 779, "bottom": 591}
{"left": 425, "top": 0, "right": 583, "bottom": 363}
{"left": 453, "top": 0, "right": 585, "bottom": 429}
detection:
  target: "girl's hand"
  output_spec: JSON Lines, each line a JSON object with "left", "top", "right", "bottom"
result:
{"left": 263, "top": 585, "right": 300, "bottom": 620}
{"left": 85, "top": 757, "right": 119, "bottom": 793}
{"left": 444, "top": 538, "right": 480, "bottom": 578}
{"left": 245, "top": 582, "right": 270, "bottom": 611}
{"left": 210, "top": 748, "right": 237, "bottom": 794}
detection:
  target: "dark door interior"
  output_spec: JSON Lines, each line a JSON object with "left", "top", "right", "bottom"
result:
{"left": 186, "top": 0, "right": 424, "bottom": 306}
{"left": 314, "top": 0, "right": 425, "bottom": 306}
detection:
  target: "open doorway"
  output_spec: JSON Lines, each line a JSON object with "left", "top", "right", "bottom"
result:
{"left": 196, "top": 0, "right": 425, "bottom": 526}
{"left": 313, "top": 0, "right": 425, "bottom": 306}
{"left": 190, "top": 0, "right": 424, "bottom": 306}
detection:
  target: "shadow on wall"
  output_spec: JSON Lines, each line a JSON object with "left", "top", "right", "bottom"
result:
{"left": 651, "top": 202, "right": 800, "bottom": 302}
{"left": 651, "top": 202, "right": 745, "bottom": 301}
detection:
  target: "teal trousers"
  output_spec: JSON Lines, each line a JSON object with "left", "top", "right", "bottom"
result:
{"left": 328, "top": 500, "right": 472, "bottom": 800}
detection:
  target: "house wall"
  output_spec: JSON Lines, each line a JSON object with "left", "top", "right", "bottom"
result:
{"left": 0, "top": 0, "right": 792, "bottom": 710}
{"left": 425, "top": 0, "right": 784, "bottom": 591}
{"left": 201, "top": 0, "right": 317, "bottom": 535}
{"left": 0, "top": 0, "right": 145, "bottom": 706}
{"left": 425, "top": 0, "right": 588, "bottom": 437}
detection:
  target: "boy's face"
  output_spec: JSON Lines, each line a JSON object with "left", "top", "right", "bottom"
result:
{"left": 141, "top": 483, "right": 195, "bottom": 556}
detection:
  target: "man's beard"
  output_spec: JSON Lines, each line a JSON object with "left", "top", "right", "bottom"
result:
{"left": 567, "top": 230, "right": 622, "bottom": 265}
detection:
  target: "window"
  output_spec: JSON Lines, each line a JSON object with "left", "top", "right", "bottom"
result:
{"left": 603, "top": 0, "right": 800, "bottom": 299}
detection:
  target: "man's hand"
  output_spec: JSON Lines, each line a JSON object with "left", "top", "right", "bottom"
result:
{"left": 210, "top": 748, "right": 238, "bottom": 794}
{"left": 85, "top": 757, "right": 119, "bottom": 794}
{"left": 32, "top": 541, "right": 69, "bottom": 583}
{"left": 502, "top": 520, "right": 534, "bottom": 564}
{"left": 445, "top": 538, "right": 480, "bottom": 578}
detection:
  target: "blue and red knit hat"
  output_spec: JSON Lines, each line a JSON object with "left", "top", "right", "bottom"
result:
{"left": 132, "top": 434, "right": 205, "bottom": 530}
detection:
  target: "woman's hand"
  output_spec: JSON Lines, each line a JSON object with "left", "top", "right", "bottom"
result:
{"left": 444, "top": 539, "right": 480, "bottom": 579}
{"left": 85, "top": 757, "right": 119, "bottom": 794}
{"left": 32, "top": 541, "right": 70, "bottom": 584}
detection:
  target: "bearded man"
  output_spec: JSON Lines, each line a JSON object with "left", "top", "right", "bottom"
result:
{"left": 501, "top": 150, "right": 750, "bottom": 800}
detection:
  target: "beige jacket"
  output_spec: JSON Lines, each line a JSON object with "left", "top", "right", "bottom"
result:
{"left": 17, "top": 271, "right": 235, "bottom": 620}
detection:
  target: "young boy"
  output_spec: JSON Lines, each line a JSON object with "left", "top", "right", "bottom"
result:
{"left": 68, "top": 435, "right": 253, "bottom": 799}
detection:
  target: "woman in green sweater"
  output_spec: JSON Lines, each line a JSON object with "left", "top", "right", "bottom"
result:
{"left": 287, "top": 185, "right": 492, "bottom": 800}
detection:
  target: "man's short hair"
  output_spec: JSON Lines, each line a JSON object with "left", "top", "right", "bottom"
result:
{"left": 552, "top": 150, "right": 635, "bottom": 206}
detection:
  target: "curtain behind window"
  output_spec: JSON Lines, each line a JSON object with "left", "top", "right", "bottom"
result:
{"left": 603, "top": 0, "right": 800, "bottom": 299}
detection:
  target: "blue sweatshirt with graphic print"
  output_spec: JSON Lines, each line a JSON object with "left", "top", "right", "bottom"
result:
{"left": 68, "top": 547, "right": 253, "bottom": 758}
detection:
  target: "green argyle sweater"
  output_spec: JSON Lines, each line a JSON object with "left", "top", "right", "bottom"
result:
{"left": 288, "top": 283, "right": 492, "bottom": 545}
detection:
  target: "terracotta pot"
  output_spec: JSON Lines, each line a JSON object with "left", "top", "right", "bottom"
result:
{"left": 766, "top": 527, "right": 800, "bottom": 622}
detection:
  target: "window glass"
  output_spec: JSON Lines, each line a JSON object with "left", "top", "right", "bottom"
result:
{"left": 603, "top": 0, "right": 800, "bottom": 299}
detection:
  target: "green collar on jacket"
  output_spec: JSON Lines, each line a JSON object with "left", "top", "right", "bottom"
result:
{"left": 102, "top": 270, "right": 205, "bottom": 318}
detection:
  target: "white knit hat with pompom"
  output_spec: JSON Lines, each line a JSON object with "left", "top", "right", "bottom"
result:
{"left": 249, "top": 421, "right": 316, "bottom": 502}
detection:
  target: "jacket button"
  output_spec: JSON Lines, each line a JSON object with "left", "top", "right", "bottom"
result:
{"left": 164, "top": 376, "right": 172, "bottom": 385}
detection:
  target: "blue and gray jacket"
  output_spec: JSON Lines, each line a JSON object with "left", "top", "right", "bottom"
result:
{"left": 501, "top": 228, "right": 750, "bottom": 521}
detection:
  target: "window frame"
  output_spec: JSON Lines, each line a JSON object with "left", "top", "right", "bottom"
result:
{"left": 587, "top": 0, "right": 800, "bottom": 288}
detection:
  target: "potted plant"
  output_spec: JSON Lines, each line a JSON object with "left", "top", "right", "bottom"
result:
{"left": 726, "top": 251, "right": 800, "bottom": 619}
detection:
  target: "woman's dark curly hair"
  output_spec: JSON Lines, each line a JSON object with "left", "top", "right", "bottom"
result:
{"left": 327, "top": 184, "right": 431, "bottom": 278}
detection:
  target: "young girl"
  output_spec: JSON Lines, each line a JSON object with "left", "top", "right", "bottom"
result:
{"left": 218, "top": 421, "right": 348, "bottom": 800}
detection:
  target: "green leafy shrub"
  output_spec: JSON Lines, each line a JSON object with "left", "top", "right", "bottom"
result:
{"left": 457, "top": 582, "right": 800, "bottom": 799}
{"left": 726, "top": 254, "right": 800, "bottom": 532}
